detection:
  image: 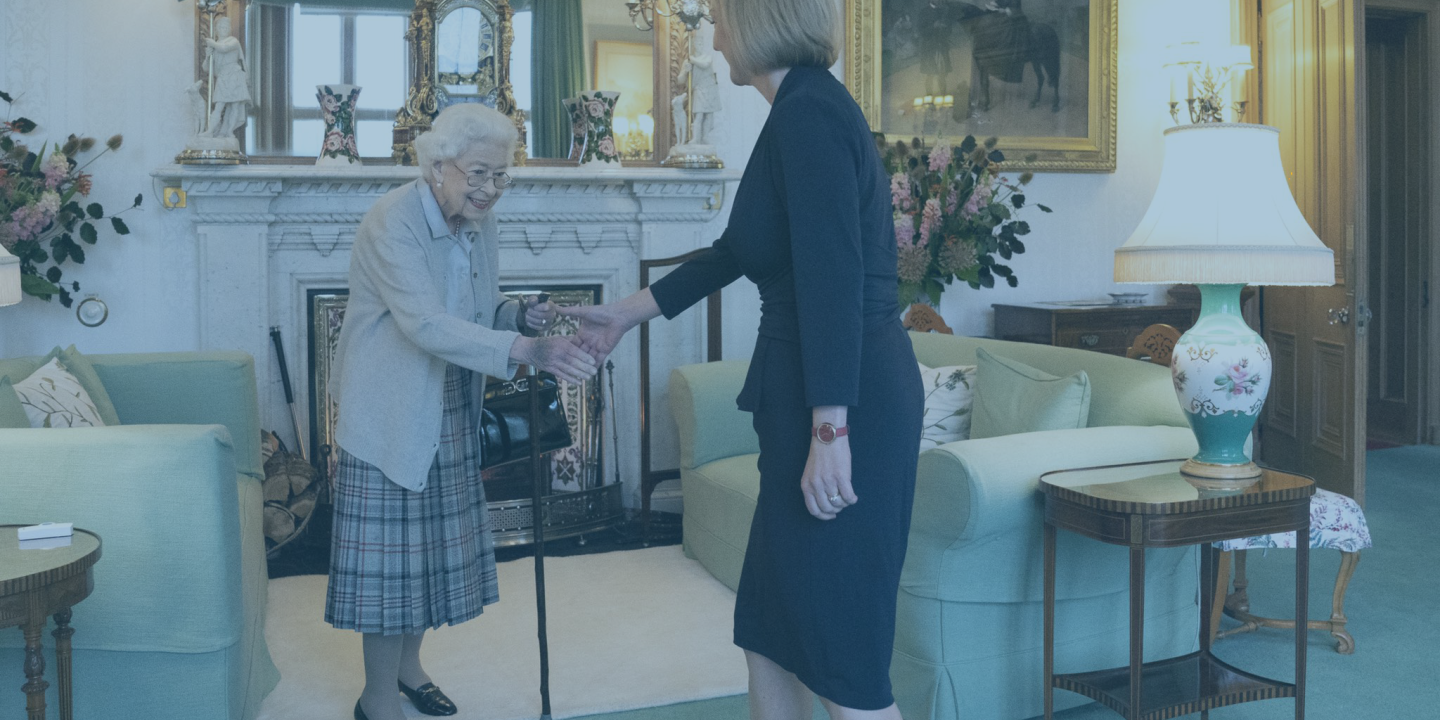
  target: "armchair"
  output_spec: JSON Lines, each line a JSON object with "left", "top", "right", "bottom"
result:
{"left": 0, "top": 351, "right": 279, "bottom": 720}
{"left": 670, "top": 333, "right": 1204, "bottom": 720}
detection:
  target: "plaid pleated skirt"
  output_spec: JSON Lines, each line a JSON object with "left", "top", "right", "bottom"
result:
{"left": 325, "top": 363, "right": 498, "bottom": 634}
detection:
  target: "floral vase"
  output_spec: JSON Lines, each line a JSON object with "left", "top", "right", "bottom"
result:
{"left": 577, "top": 90, "right": 621, "bottom": 167}
{"left": 316, "top": 84, "right": 362, "bottom": 166}
{"left": 562, "top": 97, "right": 588, "bottom": 162}
{"left": 1170, "top": 283, "right": 1271, "bottom": 491}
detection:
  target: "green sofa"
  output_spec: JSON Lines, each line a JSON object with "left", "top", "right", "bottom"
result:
{"left": 0, "top": 352, "right": 280, "bottom": 720}
{"left": 669, "top": 332, "right": 1203, "bottom": 720}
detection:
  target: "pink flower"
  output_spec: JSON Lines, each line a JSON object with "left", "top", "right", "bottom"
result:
{"left": 945, "top": 185, "right": 959, "bottom": 214}
{"left": 586, "top": 100, "right": 605, "bottom": 118}
{"left": 324, "top": 132, "right": 343, "bottom": 152}
{"left": 42, "top": 152, "right": 68, "bottom": 190}
{"left": 961, "top": 181, "right": 993, "bottom": 218}
{"left": 321, "top": 94, "right": 340, "bottom": 113}
{"left": 928, "top": 139, "right": 952, "bottom": 173}
{"left": 894, "top": 213, "right": 916, "bottom": 248}
{"left": 7, "top": 191, "right": 60, "bottom": 243}
{"left": 890, "top": 172, "right": 911, "bottom": 211}
{"left": 1228, "top": 365, "right": 1248, "bottom": 381}
{"left": 918, "top": 198, "right": 942, "bottom": 245}
{"left": 598, "top": 136, "right": 616, "bottom": 157}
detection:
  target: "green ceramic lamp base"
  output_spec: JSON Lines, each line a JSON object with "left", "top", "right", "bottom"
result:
{"left": 1172, "top": 284, "right": 1272, "bottom": 492}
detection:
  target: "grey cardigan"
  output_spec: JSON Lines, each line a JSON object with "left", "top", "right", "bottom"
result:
{"left": 330, "top": 180, "right": 523, "bottom": 491}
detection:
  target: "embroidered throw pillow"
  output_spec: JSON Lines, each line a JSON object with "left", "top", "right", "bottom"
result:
{"left": 11, "top": 357, "right": 108, "bottom": 428}
{"left": 918, "top": 362, "right": 977, "bottom": 450}
{"left": 0, "top": 376, "right": 29, "bottom": 428}
{"left": 970, "top": 347, "right": 1091, "bottom": 439}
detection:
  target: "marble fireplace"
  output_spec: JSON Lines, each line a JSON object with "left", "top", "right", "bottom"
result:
{"left": 152, "top": 163, "right": 740, "bottom": 514}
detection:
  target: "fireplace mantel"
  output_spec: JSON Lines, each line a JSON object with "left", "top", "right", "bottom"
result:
{"left": 153, "top": 163, "right": 740, "bottom": 506}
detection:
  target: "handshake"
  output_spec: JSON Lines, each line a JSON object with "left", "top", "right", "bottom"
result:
{"left": 510, "top": 291, "right": 659, "bottom": 386}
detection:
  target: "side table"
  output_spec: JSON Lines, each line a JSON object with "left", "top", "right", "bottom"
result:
{"left": 0, "top": 526, "right": 102, "bottom": 720}
{"left": 1040, "top": 461, "right": 1314, "bottom": 720}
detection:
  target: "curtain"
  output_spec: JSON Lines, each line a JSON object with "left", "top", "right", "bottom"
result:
{"left": 530, "top": 0, "right": 586, "bottom": 158}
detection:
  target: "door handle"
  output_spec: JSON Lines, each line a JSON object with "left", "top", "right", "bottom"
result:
{"left": 1327, "top": 307, "right": 1350, "bottom": 325}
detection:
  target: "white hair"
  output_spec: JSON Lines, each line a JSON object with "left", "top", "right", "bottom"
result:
{"left": 414, "top": 103, "right": 519, "bottom": 182}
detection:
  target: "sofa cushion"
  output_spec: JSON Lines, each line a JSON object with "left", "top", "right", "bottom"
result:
{"left": 971, "top": 347, "right": 1091, "bottom": 439}
{"left": 0, "top": 376, "right": 28, "bottom": 428}
{"left": 10, "top": 356, "right": 109, "bottom": 428}
{"left": 0, "top": 345, "right": 122, "bottom": 427}
{"left": 918, "top": 362, "right": 976, "bottom": 449}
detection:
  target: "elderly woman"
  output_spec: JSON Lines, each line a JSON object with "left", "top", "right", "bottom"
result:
{"left": 325, "top": 103, "right": 596, "bottom": 720}
{"left": 562, "top": 0, "right": 922, "bottom": 718}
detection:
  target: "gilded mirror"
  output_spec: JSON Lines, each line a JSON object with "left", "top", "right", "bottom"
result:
{"left": 203, "top": 0, "right": 681, "bottom": 165}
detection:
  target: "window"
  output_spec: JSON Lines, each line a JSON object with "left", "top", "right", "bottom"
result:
{"left": 247, "top": 3, "right": 407, "bottom": 159}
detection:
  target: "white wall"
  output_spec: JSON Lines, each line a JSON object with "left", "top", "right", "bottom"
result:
{"left": 1, "top": 0, "right": 1235, "bottom": 360}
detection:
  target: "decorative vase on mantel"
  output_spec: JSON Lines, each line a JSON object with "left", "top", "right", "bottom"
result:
{"left": 316, "top": 84, "right": 362, "bottom": 167}
{"left": 562, "top": 97, "right": 588, "bottom": 162}
{"left": 577, "top": 90, "right": 621, "bottom": 168}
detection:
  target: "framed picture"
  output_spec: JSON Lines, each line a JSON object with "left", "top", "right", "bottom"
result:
{"left": 846, "top": 0, "right": 1117, "bottom": 172}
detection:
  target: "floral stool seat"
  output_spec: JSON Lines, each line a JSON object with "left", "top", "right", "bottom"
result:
{"left": 1210, "top": 488, "right": 1372, "bottom": 654}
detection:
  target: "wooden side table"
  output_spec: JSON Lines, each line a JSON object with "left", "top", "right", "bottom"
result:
{"left": 0, "top": 526, "right": 102, "bottom": 720}
{"left": 992, "top": 302, "right": 1199, "bottom": 356}
{"left": 1040, "top": 461, "right": 1314, "bottom": 720}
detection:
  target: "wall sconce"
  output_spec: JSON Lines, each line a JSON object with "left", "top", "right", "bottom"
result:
{"left": 1165, "top": 43, "right": 1253, "bottom": 125}
{"left": 625, "top": 0, "right": 711, "bottom": 31}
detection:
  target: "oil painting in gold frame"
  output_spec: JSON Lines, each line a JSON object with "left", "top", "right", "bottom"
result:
{"left": 846, "top": 0, "right": 1116, "bottom": 172}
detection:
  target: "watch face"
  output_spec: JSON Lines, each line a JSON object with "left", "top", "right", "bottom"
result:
{"left": 816, "top": 424, "right": 836, "bottom": 443}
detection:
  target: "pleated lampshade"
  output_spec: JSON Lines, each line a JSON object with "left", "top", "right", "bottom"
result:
{"left": 1114, "top": 123, "right": 1335, "bottom": 286}
{"left": 0, "top": 245, "right": 21, "bottom": 307}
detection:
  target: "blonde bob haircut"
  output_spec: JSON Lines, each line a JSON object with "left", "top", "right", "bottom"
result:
{"left": 714, "top": 0, "right": 841, "bottom": 82}
{"left": 414, "top": 103, "right": 518, "bottom": 182}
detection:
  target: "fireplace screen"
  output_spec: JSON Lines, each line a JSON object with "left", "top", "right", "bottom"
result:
{"left": 307, "top": 285, "right": 606, "bottom": 497}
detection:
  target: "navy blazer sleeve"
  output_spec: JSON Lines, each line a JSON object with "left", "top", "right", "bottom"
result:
{"left": 773, "top": 95, "right": 865, "bottom": 408}
{"left": 649, "top": 230, "right": 744, "bottom": 320}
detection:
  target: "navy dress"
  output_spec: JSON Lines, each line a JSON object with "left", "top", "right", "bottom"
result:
{"left": 650, "top": 66, "right": 923, "bottom": 710}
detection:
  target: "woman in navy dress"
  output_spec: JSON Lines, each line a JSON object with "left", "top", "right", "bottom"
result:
{"left": 562, "top": 0, "right": 922, "bottom": 716}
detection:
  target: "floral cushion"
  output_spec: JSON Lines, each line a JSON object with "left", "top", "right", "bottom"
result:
{"left": 918, "top": 362, "right": 976, "bottom": 450}
{"left": 10, "top": 356, "right": 108, "bottom": 428}
{"left": 1214, "top": 489, "right": 1372, "bottom": 552}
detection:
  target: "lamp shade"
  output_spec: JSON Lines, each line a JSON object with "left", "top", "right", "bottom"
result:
{"left": 0, "top": 245, "right": 20, "bottom": 307}
{"left": 1115, "top": 123, "right": 1335, "bottom": 286}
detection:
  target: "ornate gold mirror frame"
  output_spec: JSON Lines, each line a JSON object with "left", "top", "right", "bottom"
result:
{"left": 192, "top": 0, "right": 689, "bottom": 167}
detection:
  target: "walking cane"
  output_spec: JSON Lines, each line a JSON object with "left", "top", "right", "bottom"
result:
{"left": 527, "top": 294, "right": 553, "bottom": 720}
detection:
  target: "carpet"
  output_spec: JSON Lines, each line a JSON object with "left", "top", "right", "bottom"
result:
{"left": 256, "top": 546, "right": 748, "bottom": 720}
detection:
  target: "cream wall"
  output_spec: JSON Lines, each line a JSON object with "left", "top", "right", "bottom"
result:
{"left": 1, "top": 0, "right": 1235, "bottom": 360}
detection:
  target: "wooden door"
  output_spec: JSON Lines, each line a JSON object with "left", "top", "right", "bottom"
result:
{"left": 1365, "top": 11, "right": 1429, "bottom": 446}
{"left": 1255, "top": 0, "right": 1369, "bottom": 502}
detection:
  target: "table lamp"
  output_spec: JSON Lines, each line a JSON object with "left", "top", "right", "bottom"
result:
{"left": 1, "top": 243, "right": 21, "bottom": 307}
{"left": 1115, "top": 121, "right": 1334, "bottom": 491}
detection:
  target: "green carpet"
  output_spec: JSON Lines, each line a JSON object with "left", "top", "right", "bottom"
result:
{"left": 573, "top": 447, "right": 1437, "bottom": 720}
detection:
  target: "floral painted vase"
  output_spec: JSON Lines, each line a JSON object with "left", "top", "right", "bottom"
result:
{"left": 316, "top": 84, "right": 362, "bottom": 166}
{"left": 562, "top": 97, "right": 588, "bottom": 162}
{"left": 1170, "top": 284, "right": 1271, "bottom": 486}
{"left": 577, "top": 90, "right": 621, "bottom": 167}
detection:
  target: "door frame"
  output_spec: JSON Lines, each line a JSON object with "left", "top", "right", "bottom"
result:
{"left": 1365, "top": 0, "right": 1440, "bottom": 445}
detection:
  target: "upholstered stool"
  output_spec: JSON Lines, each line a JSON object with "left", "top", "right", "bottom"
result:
{"left": 1210, "top": 488, "right": 1372, "bottom": 654}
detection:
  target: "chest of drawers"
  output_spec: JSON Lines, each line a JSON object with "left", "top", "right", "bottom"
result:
{"left": 991, "top": 302, "right": 1200, "bottom": 356}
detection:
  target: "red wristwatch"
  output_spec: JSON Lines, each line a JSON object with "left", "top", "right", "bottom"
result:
{"left": 812, "top": 422, "right": 849, "bottom": 444}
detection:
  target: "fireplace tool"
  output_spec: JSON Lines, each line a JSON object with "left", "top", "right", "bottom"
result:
{"left": 527, "top": 294, "right": 554, "bottom": 720}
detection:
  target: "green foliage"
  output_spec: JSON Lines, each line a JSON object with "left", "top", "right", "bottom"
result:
{"left": 1, "top": 91, "right": 141, "bottom": 307}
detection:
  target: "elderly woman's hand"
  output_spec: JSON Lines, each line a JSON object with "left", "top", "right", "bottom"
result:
{"left": 511, "top": 336, "right": 597, "bottom": 385}
{"left": 523, "top": 296, "right": 558, "bottom": 333}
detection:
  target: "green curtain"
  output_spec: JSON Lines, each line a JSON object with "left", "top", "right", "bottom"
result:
{"left": 530, "top": 0, "right": 586, "bottom": 158}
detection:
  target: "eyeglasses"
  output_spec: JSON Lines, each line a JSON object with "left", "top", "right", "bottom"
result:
{"left": 450, "top": 162, "right": 513, "bottom": 189}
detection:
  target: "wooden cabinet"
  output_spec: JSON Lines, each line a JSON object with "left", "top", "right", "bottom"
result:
{"left": 992, "top": 302, "right": 1199, "bottom": 357}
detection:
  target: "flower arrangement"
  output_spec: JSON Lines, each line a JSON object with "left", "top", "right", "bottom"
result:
{"left": 1, "top": 90, "right": 141, "bottom": 307}
{"left": 881, "top": 134, "right": 1051, "bottom": 305}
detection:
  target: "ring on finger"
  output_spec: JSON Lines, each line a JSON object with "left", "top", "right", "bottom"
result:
{"left": 827, "top": 493, "right": 842, "bottom": 504}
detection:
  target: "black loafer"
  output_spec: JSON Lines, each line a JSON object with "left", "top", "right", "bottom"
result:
{"left": 353, "top": 699, "right": 368, "bottom": 720}
{"left": 398, "top": 681, "right": 458, "bottom": 716}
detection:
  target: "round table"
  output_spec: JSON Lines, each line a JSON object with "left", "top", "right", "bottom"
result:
{"left": 0, "top": 526, "right": 102, "bottom": 720}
